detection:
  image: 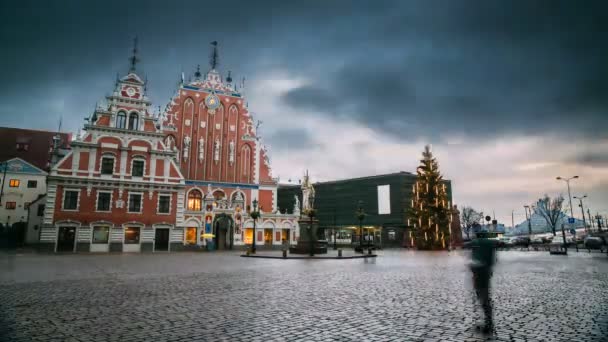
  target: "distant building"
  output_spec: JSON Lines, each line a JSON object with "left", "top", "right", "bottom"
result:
{"left": 511, "top": 210, "right": 583, "bottom": 235}
{"left": 0, "top": 127, "right": 71, "bottom": 171}
{"left": 0, "top": 158, "right": 48, "bottom": 235}
{"left": 277, "top": 172, "right": 454, "bottom": 248}
{"left": 26, "top": 195, "right": 47, "bottom": 244}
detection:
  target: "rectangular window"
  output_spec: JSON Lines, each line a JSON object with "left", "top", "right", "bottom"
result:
{"left": 158, "top": 195, "right": 171, "bottom": 214}
{"left": 63, "top": 190, "right": 79, "bottom": 210}
{"left": 97, "top": 192, "right": 112, "bottom": 212}
{"left": 132, "top": 160, "right": 144, "bottom": 177}
{"left": 388, "top": 230, "right": 396, "bottom": 241}
{"left": 27, "top": 180, "right": 38, "bottom": 188}
{"left": 128, "top": 193, "right": 142, "bottom": 213}
{"left": 37, "top": 204, "right": 45, "bottom": 216}
{"left": 124, "top": 227, "right": 140, "bottom": 244}
{"left": 185, "top": 227, "right": 197, "bottom": 244}
{"left": 92, "top": 226, "right": 110, "bottom": 244}
{"left": 101, "top": 157, "right": 114, "bottom": 175}
{"left": 5, "top": 201, "right": 16, "bottom": 210}
{"left": 9, "top": 179, "right": 20, "bottom": 187}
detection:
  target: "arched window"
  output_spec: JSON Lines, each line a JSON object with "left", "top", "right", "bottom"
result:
{"left": 116, "top": 112, "right": 126, "bottom": 129}
{"left": 187, "top": 190, "right": 202, "bottom": 211}
{"left": 128, "top": 112, "right": 139, "bottom": 130}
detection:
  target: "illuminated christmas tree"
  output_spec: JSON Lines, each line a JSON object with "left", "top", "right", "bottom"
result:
{"left": 409, "top": 145, "right": 452, "bottom": 250}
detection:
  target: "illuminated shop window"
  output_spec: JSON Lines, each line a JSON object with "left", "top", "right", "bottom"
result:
{"left": 185, "top": 227, "right": 197, "bottom": 244}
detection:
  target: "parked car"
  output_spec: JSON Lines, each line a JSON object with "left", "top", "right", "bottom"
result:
{"left": 584, "top": 237, "right": 604, "bottom": 250}
{"left": 497, "top": 237, "right": 512, "bottom": 248}
{"left": 551, "top": 235, "right": 574, "bottom": 248}
{"left": 512, "top": 236, "right": 530, "bottom": 247}
{"left": 530, "top": 237, "right": 544, "bottom": 245}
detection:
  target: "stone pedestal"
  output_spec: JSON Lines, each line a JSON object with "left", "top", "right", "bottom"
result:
{"left": 289, "top": 218, "right": 328, "bottom": 254}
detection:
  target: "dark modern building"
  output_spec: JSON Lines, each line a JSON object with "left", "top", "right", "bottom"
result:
{"left": 278, "top": 172, "right": 453, "bottom": 248}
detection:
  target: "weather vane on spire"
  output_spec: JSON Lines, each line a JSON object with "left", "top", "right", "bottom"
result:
{"left": 129, "top": 36, "right": 139, "bottom": 72}
{"left": 209, "top": 41, "right": 219, "bottom": 70}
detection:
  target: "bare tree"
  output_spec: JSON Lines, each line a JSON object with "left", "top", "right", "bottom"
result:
{"left": 461, "top": 206, "right": 483, "bottom": 239}
{"left": 536, "top": 194, "right": 565, "bottom": 236}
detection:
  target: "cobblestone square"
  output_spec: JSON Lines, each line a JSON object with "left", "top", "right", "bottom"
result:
{"left": 1, "top": 250, "right": 607, "bottom": 341}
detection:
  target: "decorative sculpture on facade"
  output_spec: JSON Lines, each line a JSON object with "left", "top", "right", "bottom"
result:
{"left": 183, "top": 135, "right": 191, "bottom": 160}
{"left": 214, "top": 138, "right": 221, "bottom": 162}
{"left": 229, "top": 140, "right": 235, "bottom": 165}
{"left": 293, "top": 195, "right": 300, "bottom": 216}
{"left": 198, "top": 137, "right": 205, "bottom": 162}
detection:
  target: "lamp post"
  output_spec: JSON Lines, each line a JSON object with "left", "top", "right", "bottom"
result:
{"left": 573, "top": 195, "right": 588, "bottom": 232}
{"left": 0, "top": 160, "right": 8, "bottom": 206}
{"left": 333, "top": 207, "right": 337, "bottom": 250}
{"left": 556, "top": 176, "right": 578, "bottom": 219}
{"left": 356, "top": 201, "right": 365, "bottom": 251}
{"left": 250, "top": 199, "right": 260, "bottom": 254}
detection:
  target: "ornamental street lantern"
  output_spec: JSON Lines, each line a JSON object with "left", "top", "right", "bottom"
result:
{"left": 250, "top": 199, "right": 260, "bottom": 253}
{"left": 356, "top": 201, "right": 366, "bottom": 250}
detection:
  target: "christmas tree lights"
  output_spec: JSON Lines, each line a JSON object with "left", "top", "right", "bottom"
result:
{"left": 409, "top": 145, "right": 452, "bottom": 250}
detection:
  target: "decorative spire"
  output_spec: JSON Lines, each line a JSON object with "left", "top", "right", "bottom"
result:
{"left": 194, "top": 64, "right": 202, "bottom": 79}
{"left": 209, "top": 41, "right": 219, "bottom": 70}
{"left": 226, "top": 70, "right": 232, "bottom": 83}
{"left": 129, "top": 36, "right": 139, "bottom": 73}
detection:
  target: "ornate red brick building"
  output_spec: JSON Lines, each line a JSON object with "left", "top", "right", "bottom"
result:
{"left": 40, "top": 41, "right": 298, "bottom": 252}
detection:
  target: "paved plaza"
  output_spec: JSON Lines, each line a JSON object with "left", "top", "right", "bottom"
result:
{"left": 1, "top": 250, "right": 607, "bottom": 342}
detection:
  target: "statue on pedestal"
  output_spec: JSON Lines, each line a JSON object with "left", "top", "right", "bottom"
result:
{"left": 301, "top": 169, "right": 315, "bottom": 213}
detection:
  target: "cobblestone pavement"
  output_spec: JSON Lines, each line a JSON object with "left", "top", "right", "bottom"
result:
{"left": 1, "top": 250, "right": 607, "bottom": 341}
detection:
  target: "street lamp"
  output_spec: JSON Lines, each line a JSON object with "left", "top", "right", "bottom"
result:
{"left": 573, "top": 195, "right": 588, "bottom": 232}
{"left": 0, "top": 160, "right": 8, "bottom": 206}
{"left": 556, "top": 176, "right": 579, "bottom": 218}
{"left": 356, "top": 201, "right": 365, "bottom": 251}
{"left": 250, "top": 199, "right": 260, "bottom": 254}
{"left": 332, "top": 207, "right": 337, "bottom": 250}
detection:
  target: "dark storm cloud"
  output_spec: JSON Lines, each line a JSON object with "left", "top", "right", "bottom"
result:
{"left": 279, "top": 1, "right": 608, "bottom": 141}
{"left": 1, "top": 0, "right": 607, "bottom": 141}
{"left": 267, "top": 128, "right": 315, "bottom": 152}
{"left": 568, "top": 150, "right": 608, "bottom": 168}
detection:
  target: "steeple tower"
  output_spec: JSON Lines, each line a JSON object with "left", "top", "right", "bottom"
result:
{"left": 129, "top": 37, "right": 139, "bottom": 73}
{"left": 209, "top": 41, "right": 219, "bottom": 70}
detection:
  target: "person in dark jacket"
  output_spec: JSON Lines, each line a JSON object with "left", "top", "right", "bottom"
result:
{"left": 470, "top": 233, "right": 496, "bottom": 334}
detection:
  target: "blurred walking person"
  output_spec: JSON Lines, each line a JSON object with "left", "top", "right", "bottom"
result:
{"left": 470, "top": 233, "right": 496, "bottom": 334}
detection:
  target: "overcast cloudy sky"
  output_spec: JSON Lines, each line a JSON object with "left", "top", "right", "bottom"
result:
{"left": 1, "top": 0, "right": 607, "bottom": 225}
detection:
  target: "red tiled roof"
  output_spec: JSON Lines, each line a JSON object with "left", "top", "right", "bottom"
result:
{"left": 0, "top": 127, "right": 71, "bottom": 171}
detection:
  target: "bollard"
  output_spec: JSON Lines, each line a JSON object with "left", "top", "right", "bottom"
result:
{"left": 368, "top": 248, "right": 372, "bottom": 255}
{"left": 338, "top": 249, "right": 342, "bottom": 258}
{"left": 282, "top": 249, "right": 287, "bottom": 258}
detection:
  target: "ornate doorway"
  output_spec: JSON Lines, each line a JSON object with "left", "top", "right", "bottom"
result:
{"left": 213, "top": 214, "right": 234, "bottom": 250}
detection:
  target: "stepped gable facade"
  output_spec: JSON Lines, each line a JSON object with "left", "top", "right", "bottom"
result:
{"left": 40, "top": 42, "right": 298, "bottom": 252}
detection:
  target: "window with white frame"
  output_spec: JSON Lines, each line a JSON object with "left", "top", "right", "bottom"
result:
{"left": 101, "top": 156, "right": 115, "bottom": 175}
{"left": 63, "top": 189, "right": 79, "bottom": 210}
{"left": 128, "top": 192, "right": 143, "bottom": 213}
{"left": 116, "top": 112, "right": 127, "bottom": 129}
{"left": 128, "top": 112, "right": 139, "bottom": 130}
{"left": 158, "top": 194, "right": 171, "bottom": 214}
{"left": 92, "top": 226, "right": 110, "bottom": 243}
{"left": 96, "top": 191, "right": 112, "bottom": 212}
{"left": 131, "top": 159, "right": 145, "bottom": 177}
